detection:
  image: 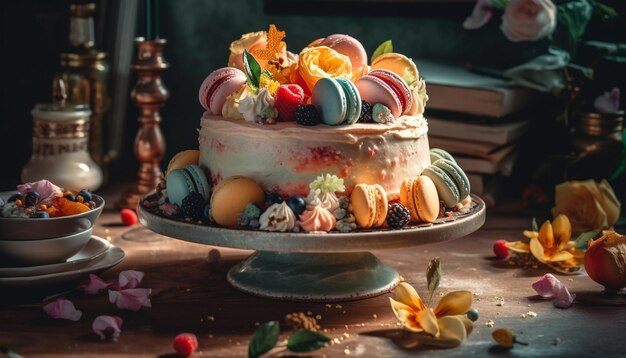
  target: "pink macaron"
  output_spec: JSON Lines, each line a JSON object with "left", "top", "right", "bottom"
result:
{"left": 199, "top": 67, "right": 247, "bottom": 114}
{"left": 318, "top": 34, "right": 368, "bottom": 78}
{"left": 356, "top": 69, "right": 413, "bottom": 118}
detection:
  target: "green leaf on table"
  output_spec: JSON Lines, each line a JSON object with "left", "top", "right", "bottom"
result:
{"left": 248, "top": 321, "right": 280, "bottom": 358}
{"left": 243, "top": 49, "right": 261, "bottom": 90}
{"left": 0, "top": 346, "right": 24, "bottom": 358}
{"left": 557, "top": 0, "right": 593, "bottom": 41}
{"left": 371, "top": 40, "right": 393, "bottom": 63}
{"left": 531, "top": 217, "right": 539, "bottom": 232}
{"left": 591, "top": 0, "right": 618, "bottom": 19}
{"left": 574, "top": 230, "right": 602, "bottom": 250}
{"left": 287, "top": 329, "right": 330, "bottom": 353}
{"left": 426, "top": 257, "right": 441, "bottom": 302}
{"left": 491, "top": 0, "right": 508, "bottom": 9}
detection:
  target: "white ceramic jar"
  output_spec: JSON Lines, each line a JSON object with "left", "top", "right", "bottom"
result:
{"left": 21, "top": 103, "right": 103, "bottom": 191}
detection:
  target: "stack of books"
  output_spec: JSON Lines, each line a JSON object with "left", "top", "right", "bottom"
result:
{"left": 418, "top": 59, "right": 538, "bottom": 206}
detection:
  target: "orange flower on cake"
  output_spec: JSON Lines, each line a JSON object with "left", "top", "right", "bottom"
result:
{"left": 551, "top": 179, "right": 621, "bottom": 235}
{"left": 293, "top": 46, "right": 353, "bottom": 94}
{"left": 389, "top": 282, "right": 474, "bottom": 348}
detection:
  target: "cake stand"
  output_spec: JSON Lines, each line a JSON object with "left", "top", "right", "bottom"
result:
{"left": 138, "top": 195, "right": 485, "bottom": 302}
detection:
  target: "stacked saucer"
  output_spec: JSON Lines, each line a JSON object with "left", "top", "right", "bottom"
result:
{"left": 0, "top": 192, "right": 124, "bottom": 287}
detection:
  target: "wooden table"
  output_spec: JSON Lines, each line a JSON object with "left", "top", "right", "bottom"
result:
{"left": 1, "top": 202, "right": 625, "bottom": 357}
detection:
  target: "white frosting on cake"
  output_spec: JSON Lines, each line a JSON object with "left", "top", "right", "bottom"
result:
{"left": 198, "top": 113, "right": 431, "bottom": 198}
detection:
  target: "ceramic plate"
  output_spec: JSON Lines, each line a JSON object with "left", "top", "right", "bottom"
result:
{"left": 0, "top": 242, "right": 125, "bottom": 287}
{"left": 0, "top": 236, "right": 110, "bottom": 277}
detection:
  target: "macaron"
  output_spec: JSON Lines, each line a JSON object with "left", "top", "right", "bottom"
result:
{"left": 210, "top": 176, "right": 265, "bottom": 227}
{"left": 433, "top": 159, "right": 470, "bottom": 201}
{"left": 430, "top": 148, "right": 456, "bottom": 164}
{"left": 166, "top": 164, "right": 211, "bottom": 206}
{"left": 318, "top": 34, "right": 368, "bottom": 79}
{"left": 400, "top": 175, "right": 439, "bottom": 223}
{"left": 312, "top": 77, "right": 362, "bottom": 125}
{"left": 421, "top": 158, "right": 471, "bottom": 208}
{"left": 355, "top": 69, "right": 412, "bottom": 118}
{"left": 371, "top": 53, "right": 419, "bottom": 88}
{"left": 350, "top": 184, "right": 388, "bottom": 228}
{"left": 199, "top": 67, "right": 247, "bottom": 114}
{"left": 167, "top": 150, "right": 200, "bottom": 174}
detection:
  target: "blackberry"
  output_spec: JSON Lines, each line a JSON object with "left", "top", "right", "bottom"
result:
{"left": 180, "top": 192, "right": 206, "bottom": 219}
{"left": 386, "top": 203, "right": 410, "bottom": 229}
{"left": 266, "top": 192, "right": 284, "bottom": 205}
{"left": 358, "top": 100, "right": 373, "bottom": 123}
{"left": 294, "top": 104, "right": 320, "bottom": 126}
{"left": 25, "top": 191, "right": 40, "bottom": 206}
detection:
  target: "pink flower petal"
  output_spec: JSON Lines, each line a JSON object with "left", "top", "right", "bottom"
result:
{"left": 43, "top": 298, "right": 82, "bottom": 321}
{"left": 531, "top": 273, "right": 563, "bottom": 298}
{"left": 553, "top": 285, "right": 576, "bottom": 308}
{"left": 92, "top": 315, "right": 123, "bottom": 341}
{"left": 83, "top": 274, "right": 112, "bottom": 295}
{"left": 594, "top": 87, "right": 621, "bottom": 113}
{"left": 118, "top": 270, "right": 145, "bottom": 289}
{"left": 109, "top": 288, "right": 152, "bottom": 311}
{"left": 17, "top": 180, "right": 63, "bottom": 204}
{"left": 463, "top": 0, "right": 494, "bottom": 30}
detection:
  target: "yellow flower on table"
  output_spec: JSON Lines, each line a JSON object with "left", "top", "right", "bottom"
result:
{"left": 506, "top": 214, "right": 584, "bottom": 271}
{"left": 389, "top": 282, "right": 473, "bottom": 348}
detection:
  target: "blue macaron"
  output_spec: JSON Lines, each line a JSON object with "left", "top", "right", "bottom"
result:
{"left": 430, "top": 148, "right": 456, "bottom": 164}
{"left": 313, "top": 78, "right": 347, "bottom": 125}
{"left": 166, "top": 164, "right": 210, "bottom": 206}
{"left": 433, "top": 159, "right": 470, "bottom": 200}
{"left": 422, "top": 165, "right": 460, "bottom": 208}
{"left": 335, "top": 77, "right": 362, "bottom": 124}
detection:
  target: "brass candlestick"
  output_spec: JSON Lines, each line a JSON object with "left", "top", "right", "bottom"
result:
{"left": 117, "top": 38, "right": 168, "bottom": 209}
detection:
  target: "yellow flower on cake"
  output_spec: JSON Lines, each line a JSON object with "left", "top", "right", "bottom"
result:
{"left": 552, "top": 179, "right": 621, "bottom": 235}
{"left": 506, "top": 214, "right": 584, "bottom": 271}
{"left": 296, "top": 46, "right": 353, "bottom": 93}
{"left": 389, "top": 282, "right": 473, "bottom": 348}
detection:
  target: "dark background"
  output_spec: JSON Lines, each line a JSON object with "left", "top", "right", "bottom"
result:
{"left": 1, "top": 0, "right": 625, "bottom": 197}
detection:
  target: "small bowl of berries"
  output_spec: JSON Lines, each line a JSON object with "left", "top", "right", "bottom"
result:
{"left": 0, "top": 180, "right": 104, "bottom": 241}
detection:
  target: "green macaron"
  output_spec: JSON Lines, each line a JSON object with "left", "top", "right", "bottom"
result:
{"left": 430, "top": 148, "right": 456, "bottom": 164}
{"left": 433, "top": 159, "right": 470, "bottom": 200}
{"left": 335, "top": 77, "right": 362, "bottom": 124}
{"left": 166, "top": 164, "right": 210, "bottom": 206}
{"left": 312, "top": 77, "right": 347, "bottom": 125}
{"left": 422, "top": 164, "right": 460, "bottom": 208}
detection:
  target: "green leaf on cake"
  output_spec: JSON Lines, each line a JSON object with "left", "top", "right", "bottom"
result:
{"left": 287, "top": 329, "right": 330, "bottom": 353}
{"left": 426, "top": 257, "right": 441, "bottom": 302}
{"left": 243, "top": 49, "right": 262, "bottom": 90}
{"left": 371, "top": 40, "right": 393, "bottom": 63}
{"left": 248, "top": 321, "right": 280, "bottom": 358}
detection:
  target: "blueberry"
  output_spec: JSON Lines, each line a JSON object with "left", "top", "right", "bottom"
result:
{"left": 266, "top": 193, "right": 283, "bottom": 205}
{"left": 25, "top": 191, "right": 40, "bottom": 206}
{"left": 203, "top": 203, "right": 211, "bottom": 219}
{"left": 78, "top": 190, "right": 92, "bottom": 202}
{"left": 8, "top": 193, "right": 23, "bottom": 202}
{"left": 286, "top": 195, "right": 306, "bottom": 215}
{"left": 34, "top": 211, "right": 50, "bottom": 218}
{"left": 466, "top": 308, "right": 479, "bottom": 322}
{"left": 64, "top": 193, "right": 77, "bottom": 202}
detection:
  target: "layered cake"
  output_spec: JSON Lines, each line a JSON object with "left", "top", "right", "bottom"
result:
{"left": 150, "top": 25, "right": 471, "bottom": 233}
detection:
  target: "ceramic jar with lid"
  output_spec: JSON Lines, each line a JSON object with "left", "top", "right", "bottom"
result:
{"left": 21, "top": 103, "right": 103, "bottom": 190}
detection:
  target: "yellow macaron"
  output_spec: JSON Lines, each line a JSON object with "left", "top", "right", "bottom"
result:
{"left": 400, "top": 175, "right": 439, "bottom": 223}
{"left": 167, "top": 150, "right": 200, "bottom": 174}
{"left": 210, "top": 176, "right": 265, "bottom": 227}
{"left": 350, "top": 183, "right": 388, "bottom": 229}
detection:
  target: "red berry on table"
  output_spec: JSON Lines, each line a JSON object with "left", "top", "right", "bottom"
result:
{"left": 275, "top": 84, "right": 305, "bottom": 121}
{"left": 173, "top": 332, "right": 198, "bottom": 356}
{"left": 120, "top": 209, "right": 138, "bottom": 226}
{"left": 493, "top": 240, "right": 510, "bottom": 259}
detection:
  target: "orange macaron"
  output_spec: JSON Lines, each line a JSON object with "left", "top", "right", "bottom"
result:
{"left": 400, "top": 175, "right": 439, "bottom": 223}
{"left": 210, "top": 176, "right": 265, "bottom": 227}
{"left": 350, "top": 184, "right": 388, "bottom": 229}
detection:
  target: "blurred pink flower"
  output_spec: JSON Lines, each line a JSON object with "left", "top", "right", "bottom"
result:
{"left": 118, "top": 270, "right": 144, "bottom": 289}
{"left": 594, "top": 87, "right": 621, "bottom": 113}
{"left": 501, "top": 0, "right": 557, "bottom": 42}
{"left": 43, "top": 298, "right": 82, "bottom": 321}
{"left": 83, "top": 274, "right": 112, "bottom": 295}
{"left": 109, "top": 288, "right": 152, "bottom": 311}
{"left": 93, "top": 315, "right": 123, "bottom": 341}
{"left": 463, "top": 0, "right": 495, "bottom": 29}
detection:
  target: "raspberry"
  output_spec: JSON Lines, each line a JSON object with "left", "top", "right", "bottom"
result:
{"left": 275, "top": 84, "right": 305, "bottom": 121}
{"left": 294, "top": 105, "right": 320, "bottom": 126}
{"left": 172, "top": 332, "right": 198, "bottom": 356}
{"left": 386, "top": 203, "right": 410, "bottom": 229}
{"left": 120, "top": 209, "right": 138, "bottom": 226}
{"left": 180, "top": 192, "right": 206, "bottom": 219}
{"left": 493, "top": 240, "right": 510, "bottom": 259}
{"left": 358, "top": 100, "right": 373, "bottom": 123}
